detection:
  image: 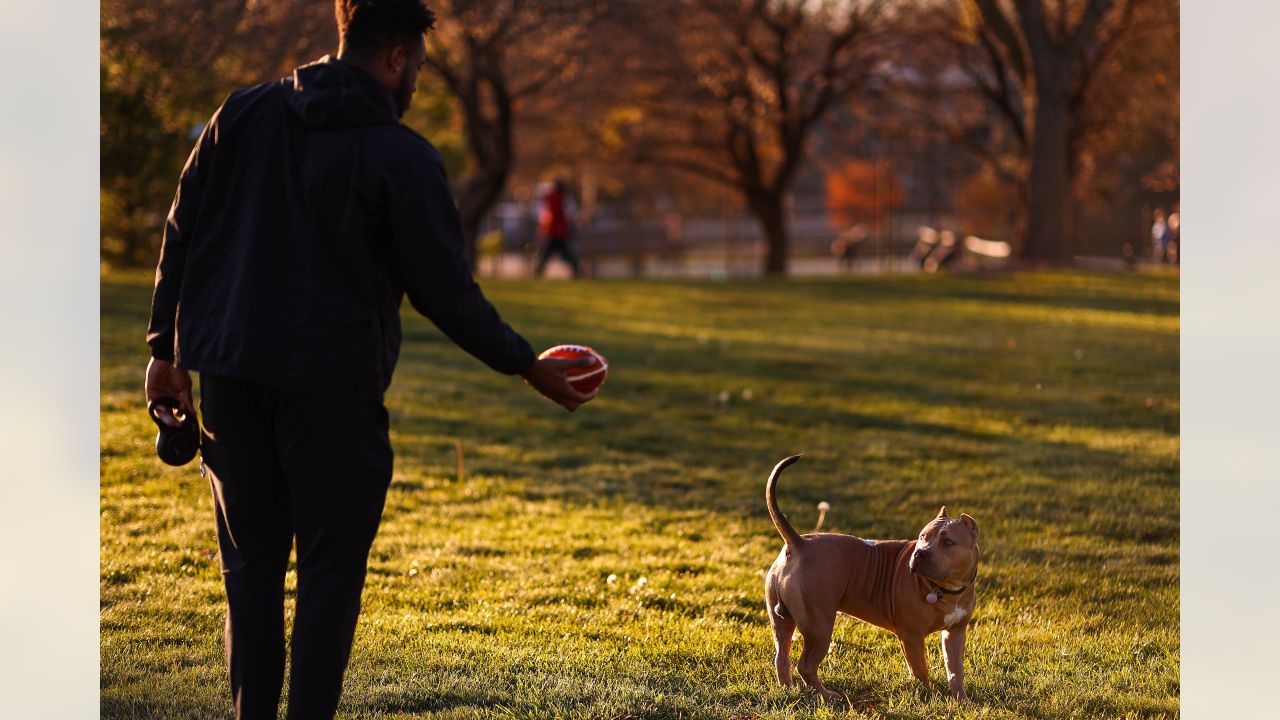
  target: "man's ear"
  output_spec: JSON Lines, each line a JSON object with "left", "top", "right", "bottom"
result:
{"left": 938, "top": 505, "right": 950, "bottom": 518}
{"left": 960, "top": 513, "right": 979, "bottom": 538}
{"left": 386, "top": 44, "right": 407, "bottom": 75}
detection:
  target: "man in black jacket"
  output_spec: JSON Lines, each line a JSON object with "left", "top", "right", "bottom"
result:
{"left": 144, "top": 2, "right": 595, "bottom": 718}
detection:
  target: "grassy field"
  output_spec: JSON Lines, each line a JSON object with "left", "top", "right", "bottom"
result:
{"left": 100, "top": 269, "right": 1179, "bottom": 719}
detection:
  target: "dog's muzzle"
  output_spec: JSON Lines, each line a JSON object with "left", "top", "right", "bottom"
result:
{"left": 909, "top": 549, "right": 935, "bottom": 577}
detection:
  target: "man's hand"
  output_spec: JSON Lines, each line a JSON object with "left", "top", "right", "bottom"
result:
{"left": 145, "top": 357, "right": 195, "bottom": 427}
{"left": 523, "top": 356, "right": 598, "bottom": 412}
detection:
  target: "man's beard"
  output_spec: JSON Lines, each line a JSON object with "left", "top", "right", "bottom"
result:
{"left": 394, "top": 65, "right": 416, "bottom": 118}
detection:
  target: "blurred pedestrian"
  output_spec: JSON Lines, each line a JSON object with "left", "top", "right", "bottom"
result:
{"left": 144, "top": 3, "right": 596, "bottom": 718}
{"left": 534, "top": 179, "right": 580, "bottom": 277}
{"left": 1150, "top": 208, "right": 1171, "bottom": 263}
{"left": 1167, "top": 204, "right": 1180, "bottom": 265}
{"left": 831, "top": 224, "right": 867, "bottom": 272}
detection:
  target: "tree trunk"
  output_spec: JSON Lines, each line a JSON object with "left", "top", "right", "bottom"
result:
{"left": 457, "top": 167, "right": 509, "bottom": 270}
{"left": 748, "top": 191, "right": 790, "bottom": 276}
{"left": 455, "top": 65, "right": 514, "bottom": 271}
{"left": 1023, "top": 89, "right": 1073, "bottom": 264}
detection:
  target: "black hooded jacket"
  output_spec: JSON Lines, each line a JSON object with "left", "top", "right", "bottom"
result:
{"left": 147, "top": 56, "right": 535, "bottom": 401}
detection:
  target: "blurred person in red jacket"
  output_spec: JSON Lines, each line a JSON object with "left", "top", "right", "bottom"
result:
{"left": 534, "top": 179, "right": 580, "bottom": 277}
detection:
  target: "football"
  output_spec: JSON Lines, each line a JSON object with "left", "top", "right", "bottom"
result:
{"left": 539, "top": 344, "right": 609, "bottom": 394}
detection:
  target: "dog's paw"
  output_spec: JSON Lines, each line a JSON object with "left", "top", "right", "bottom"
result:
{"left": 817, "top": 688, "right": 843, "bottom": 702}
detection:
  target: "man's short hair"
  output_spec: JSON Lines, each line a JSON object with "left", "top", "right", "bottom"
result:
{"left": 336, "top": 0, "right": 437, "bottom": 55}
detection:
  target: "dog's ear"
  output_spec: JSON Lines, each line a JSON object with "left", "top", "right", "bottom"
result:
{"left": 960, "top": 513, "right": 979, "bottom": 538}
{"left": 938, "top": 506, "right": 950, "bottom": 518}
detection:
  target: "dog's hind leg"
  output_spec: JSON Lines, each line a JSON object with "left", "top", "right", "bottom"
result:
{"left": 766, "top": 574, "right": 795, "bottom": 685}
{"left": 796, "top": 618, "right": 841, "bottom": 700}
{"left": 769, "top": 610, "right": 796, "bottom": 686}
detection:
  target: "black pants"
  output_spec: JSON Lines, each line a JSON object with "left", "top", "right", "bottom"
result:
{"left": 535, "top": 235, "right": 580, "bottom": 277}
{"left": 198, "top": 374, "right": 393, "bottom": 720}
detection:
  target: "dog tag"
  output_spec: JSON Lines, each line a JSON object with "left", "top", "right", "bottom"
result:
{"left": 926, "top": 592, "right": 939, "bottom": 604}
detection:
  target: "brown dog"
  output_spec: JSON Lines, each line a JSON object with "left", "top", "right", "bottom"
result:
{"left": 763, "top": 455, "right": 979, "bottom": 700}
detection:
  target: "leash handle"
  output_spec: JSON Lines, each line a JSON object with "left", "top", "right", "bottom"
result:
{"left": 148, "top": 396, "right": 201, "bottom": 466}
{"left": 147, "top": 396, "right": 189, "bottom": 426}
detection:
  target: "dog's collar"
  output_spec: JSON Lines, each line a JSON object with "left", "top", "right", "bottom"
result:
{"left": 923, "top": 567, "right": 977, "bottom": 604}
{"left": 929, "top": 580, "right": 968, "bottom": 596}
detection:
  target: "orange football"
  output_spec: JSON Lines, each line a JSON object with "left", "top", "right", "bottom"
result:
{"left": 539, "top": 344, "right": 608, "bottom": 394}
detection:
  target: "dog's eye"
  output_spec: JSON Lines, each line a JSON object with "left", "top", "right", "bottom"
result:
{"left": 942, "top": 538, "right": 955, "bottom": 547}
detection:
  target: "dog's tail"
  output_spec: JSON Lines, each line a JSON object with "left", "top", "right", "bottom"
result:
{"left": 766, "top": 454, "right": 806, "bottom": 549}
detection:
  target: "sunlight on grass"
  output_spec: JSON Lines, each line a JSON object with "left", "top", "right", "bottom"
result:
{"left": 101, "top": 270, "right": 1178, "bottom": 719}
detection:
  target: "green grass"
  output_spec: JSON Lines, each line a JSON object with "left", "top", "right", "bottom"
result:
{"left": 101, "top": 269, "right": 1179, "bottom": 719}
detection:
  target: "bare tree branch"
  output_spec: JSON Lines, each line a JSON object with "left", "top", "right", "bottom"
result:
{"left": 1068, "top": 0, "right": 1117, "bottom": 63}
{"left": 974, "top": 0, "right": 1029, "bottom": 83}
{"left": 632, "top": 148, "right": 741, "bottom": 187}
{"left": 1070, "top": 0, "right": 1136, "bottom": 107}
{"left": 973, "top": 28, "right": 1029, "bottom": 148}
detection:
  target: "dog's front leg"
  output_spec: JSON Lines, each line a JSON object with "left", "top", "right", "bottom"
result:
{"left": 897, "top": 632, "right": 930, "bottom": 687}
{"left": 941, "top": 624, "right": 967, "bottom": 701}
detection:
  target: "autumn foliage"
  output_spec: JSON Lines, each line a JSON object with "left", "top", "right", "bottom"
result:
{"left": 824, "top": 159, "right": 904, "bottom": 231}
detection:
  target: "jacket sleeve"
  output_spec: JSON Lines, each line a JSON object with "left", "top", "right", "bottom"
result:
{"left": 388, "top": 146, "right": 536, "bottom": 375}
{"left": 146, "top": 107, "right": 220, "bottom": 362}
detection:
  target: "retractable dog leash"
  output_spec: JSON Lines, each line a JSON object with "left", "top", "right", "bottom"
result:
{"left": 148, "top": 397, "right": 201, "bottom": 466}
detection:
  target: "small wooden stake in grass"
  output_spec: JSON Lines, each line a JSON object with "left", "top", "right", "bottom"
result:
{"left": 455, "top": 439, "right": 464, "bottom": 484}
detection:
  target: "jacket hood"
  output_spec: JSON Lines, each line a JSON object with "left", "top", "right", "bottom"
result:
{"left": 285, "top": 56, "right": 399, "bottom": 128}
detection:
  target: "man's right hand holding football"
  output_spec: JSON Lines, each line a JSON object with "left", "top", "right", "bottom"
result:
{"left": 523, "top": 356, "right": 598, "bottom": 411}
